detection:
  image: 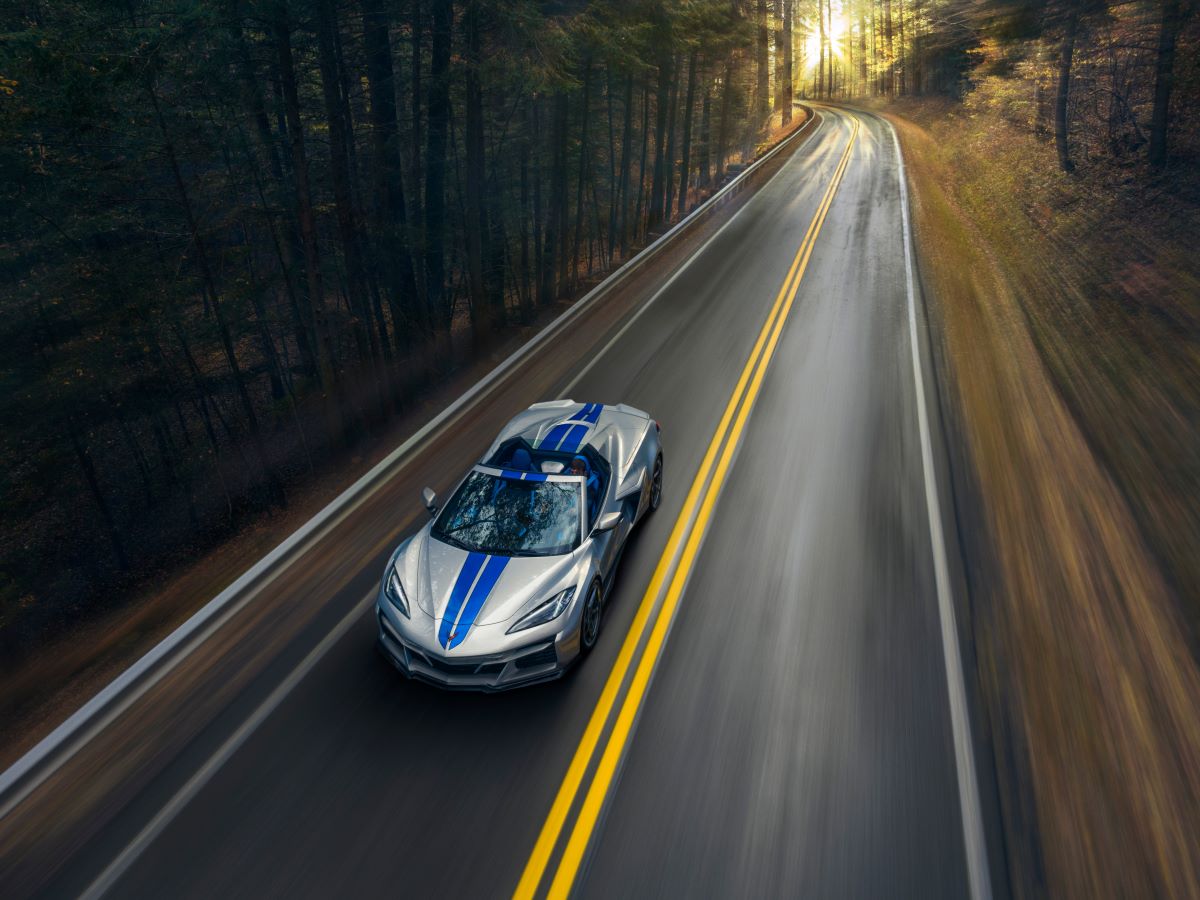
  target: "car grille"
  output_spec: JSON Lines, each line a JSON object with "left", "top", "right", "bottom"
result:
{"left": 515, "top": 645, "right": 557, "bottom": 670}
{"left": 408, "top": 648, "right": 505, "bottom": 677}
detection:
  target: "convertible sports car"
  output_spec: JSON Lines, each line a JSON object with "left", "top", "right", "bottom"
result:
{"left": 376, "top": 400, "right": 663, "bottom": 690}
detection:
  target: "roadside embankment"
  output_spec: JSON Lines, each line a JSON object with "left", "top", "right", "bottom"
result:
{"left": 888, "top": 106, "right": 1200, "bottom": 897}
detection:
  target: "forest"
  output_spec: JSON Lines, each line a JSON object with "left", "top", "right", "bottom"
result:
{"left": 2, "top": 0, "right": 1196, "bottom": 659}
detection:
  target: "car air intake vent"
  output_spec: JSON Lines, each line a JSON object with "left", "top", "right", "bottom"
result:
{"left": 515, "top": 645, "right": 557, "bottom": 669}
{"left": 424, "top": 657, "right": 483, "bottom": 675}
{"left": 412, "top": 649, "right": 506, "bottom": 677}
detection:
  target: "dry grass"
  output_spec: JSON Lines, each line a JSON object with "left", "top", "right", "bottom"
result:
{"left": 888, "top": 111, "right": 1200, "bottom": 898}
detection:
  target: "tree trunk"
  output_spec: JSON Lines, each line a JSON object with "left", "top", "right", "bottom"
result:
{"left": 913, "top": 0, "right": 924, "bottom": 94}
{"left": 166, "top": 323, "right": 235, "bottom": 520}
{"left": 859, "top": 4, "right": 868, "bottom": 93}
{"left": 425, "top": 0, "right": 452, "bottom": 329}
{"left": 554, "top": 92, "right": 571, "bottom": 297}
{"left": 774, "top": 0, "right": 785, "bottom": 116}
{"left": 698, "top": 82, "right": 712, "bottom": 187}
{"left": 648, "top": 56, "right": 672, "bottom": 230}
{"left": 664, "top": 58, "right": 682, "bottom": 219}
{"left": 618, "top": 75, "right": 634, "bottom": 257}
{"left": 605, "top": 65, "right": 618, "bottom": 268}
{"left": 677, "top": 50, "right": 698, "bottom": 218}
{"left": 874, "top": 0, "right": 882, "bottom": 94}
{"left": 1149, "top": 0, "right": 1182, "bottom": 168}
{"left": 520, "top": 97, "right": 534, "bottom": 321}
{"left": 464, "top": 0, "right": 491, "bottom": 344}
{"left": 757, "top": 0, "right": 771, "bottom": 123}
{"left": 362, "top": 0, "right": 421, "bottom": 347}
{"left": 410, "top": 0, "right": 424, "bottom": 296}
{"left": 150, "top": 408, "right": 199, "bottom": 530}
{"left": 571, "top": 57, "right": 593, "bottom": 290}
{"left": 487, "top": 182, "right": 507, "bottom": 317}
{"left": 68, "top": 420, "right": 129, "bottom": 572}
{"left": 222, "top": 182, "right": 287, "bottom": 402}
{"left": 542, "top": 92, "right": 568, "bottom": 304}
{"left": 315, "top": 0, "right": 376, "bottom": 368}
{"left": 715, "top": 58, "right": 733, "bottom": 180}
{"left": 819, "top": 0, "right": 827, "bottom": 97}
{"left": 783, "top": 0, "right": 793, "bottom": 122}
{"left": 1055, "top": 4, "right": 1080, "bottom": 173}
{"left": 883, "top": 0, "right": 894, "bottom": 95}
{"left": 272, "top": 10, "right": 336, "bottom": 393}
{"left": 106, "top": 391, "right": 155, "bottom": 507}
{"left": 531, "top": 95, "right": 546, "bottom": 308}
{"left": 228, "top": 10, "right": 316, "bottom": 378}
{"left": 635, "top": 81, "right": 651, "bottom": 239}
{"left": 150, "top": 84, "right": 285, "bottom": 507}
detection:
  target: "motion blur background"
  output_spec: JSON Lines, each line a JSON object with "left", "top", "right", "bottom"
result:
{"left": 2, "top": 0, "right": 1198, "bottom": 896}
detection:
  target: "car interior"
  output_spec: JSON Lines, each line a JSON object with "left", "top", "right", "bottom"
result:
{"left": 488, "top": 437, "right": 611, "bottom": 525}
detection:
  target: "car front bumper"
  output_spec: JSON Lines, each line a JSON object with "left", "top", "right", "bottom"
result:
{"left": 376, "top": 607, "right": 572, "bottom": 691}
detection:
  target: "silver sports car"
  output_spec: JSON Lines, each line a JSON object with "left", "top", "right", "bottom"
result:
{"left": 376, "top": 400, "right": 663, "bottom": 690}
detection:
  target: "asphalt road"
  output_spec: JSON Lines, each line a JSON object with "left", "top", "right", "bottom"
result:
{"left": 0, "top": 107, "right": 993, "bottom": 899}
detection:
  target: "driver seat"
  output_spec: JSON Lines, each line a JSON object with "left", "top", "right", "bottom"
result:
{"left": 508, "top": 447, "right": 534, "bottom": 471}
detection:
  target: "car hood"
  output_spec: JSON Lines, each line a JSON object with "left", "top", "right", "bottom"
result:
{"left": 406, "top": 530, "right": 582, "bottom": 629}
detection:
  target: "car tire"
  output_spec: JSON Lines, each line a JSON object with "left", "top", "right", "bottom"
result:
{"left": 580, "top": 579, "right": 604, "bottom": 654}
{"left": 648, "top": 454, "right": 663, "bottom": 513}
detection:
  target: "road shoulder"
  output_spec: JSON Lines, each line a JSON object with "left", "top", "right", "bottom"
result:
{"left": 890, "top": 112, "right": 1200, "bottom": 899}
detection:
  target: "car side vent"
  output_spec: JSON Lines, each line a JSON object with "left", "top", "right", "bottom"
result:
{"left": 515, "top": 645, "right": 557, "bottom": 670}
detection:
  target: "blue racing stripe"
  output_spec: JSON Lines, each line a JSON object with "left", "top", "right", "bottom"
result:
{"left": 439, "top": 552, "right": 486, "bottom": 649}
{"left": 538, "top": 403, "right": 602, "bottom": 450}
{"left": 500, "top": 469, "right": 546, "bottom": 481}
{"left": 558, "top": 423, "right": 590, "bottom": 453}
{"left": 447, "top": 555, "right": 511, "bottom": 649}
{"left": 538, "top": 423, "right": 572, "bottom": 450}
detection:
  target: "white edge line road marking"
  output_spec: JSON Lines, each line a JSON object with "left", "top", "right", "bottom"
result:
{"left": 78, "top": 592, "right": 376, "bottom": 900}
{"left": 890, "top": 119, "right": 993, "bottom": 900}
{"left": 0, "top": 110, "right": 819, "bottom": 818}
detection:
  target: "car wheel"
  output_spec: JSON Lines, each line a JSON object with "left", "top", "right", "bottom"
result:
{"left": 580, "top": 580, "right": 604, "bottom": 653}
{"left": 648, "top": 455, "right": 663, "bottom": 513}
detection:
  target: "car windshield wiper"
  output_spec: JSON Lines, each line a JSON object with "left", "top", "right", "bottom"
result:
{"left": 434, "top": 532, "right": 476, "bottom": 553}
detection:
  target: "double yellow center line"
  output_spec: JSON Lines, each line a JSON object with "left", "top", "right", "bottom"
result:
{"left": 515, "top": 114, "right": 860, "bottom": 900}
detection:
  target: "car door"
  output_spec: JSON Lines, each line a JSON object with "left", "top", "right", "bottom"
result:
{"left": 594, "top": 473, "right": 630, "bottom": 583}
{"left": 602, "top": 467, "right": 651, "bottom": 588}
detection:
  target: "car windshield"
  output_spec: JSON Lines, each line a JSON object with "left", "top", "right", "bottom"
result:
{"left": 432, "top": 471, "right": 581, "bottom": 557}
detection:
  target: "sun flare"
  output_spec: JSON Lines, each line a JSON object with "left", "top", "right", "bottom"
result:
{"left": 801, "top": 4, "right": 850, "bottom": 70}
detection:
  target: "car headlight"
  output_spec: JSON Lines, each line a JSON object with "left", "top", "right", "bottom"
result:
{"left": 384, "top": 567, "right": 410, "bottom": 618}
{"left": 507, "top": 586, "right": 576, "bottom": 634}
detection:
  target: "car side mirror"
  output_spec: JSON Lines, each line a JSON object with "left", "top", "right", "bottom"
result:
{"left": 595, "top": 511, "right": 622, "bottom": 532}
{"left": 421, "top": 487, "right": 438, "bottom": 516}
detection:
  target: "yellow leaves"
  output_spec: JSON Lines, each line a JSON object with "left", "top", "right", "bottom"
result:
{"left": 0, "top": 76, "right": 17, "bottom": 96}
